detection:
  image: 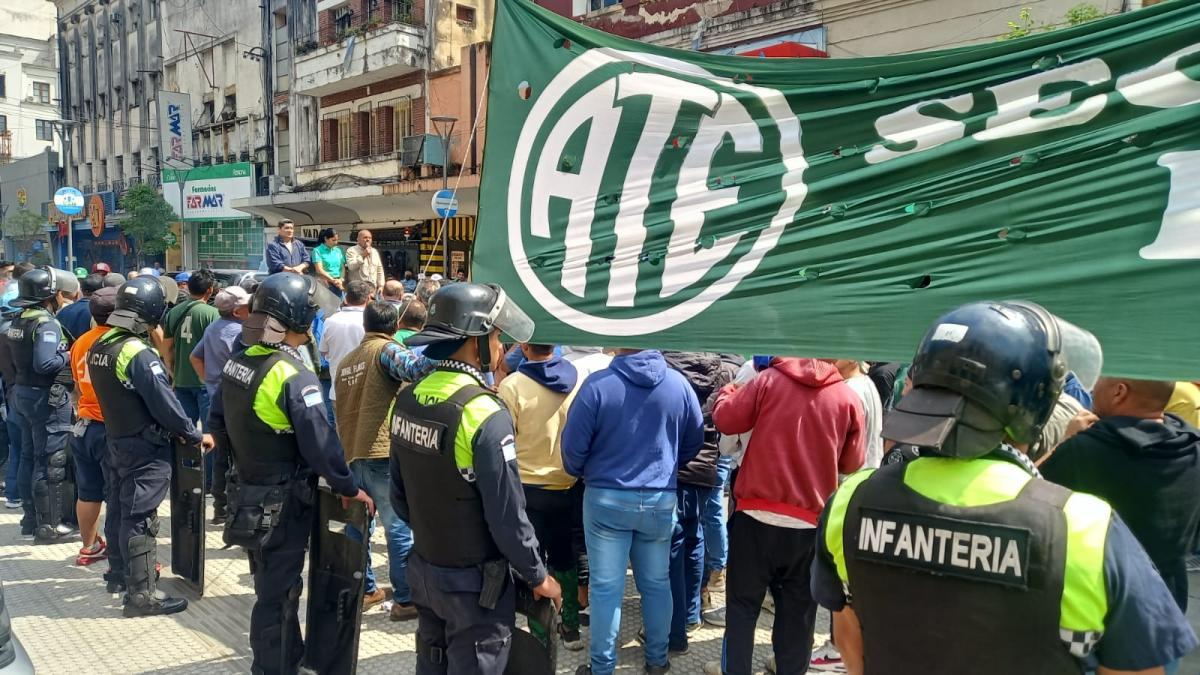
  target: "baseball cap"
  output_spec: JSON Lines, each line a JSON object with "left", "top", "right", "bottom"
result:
{"left": 74, "top": 267, "right": 87, "bottom": 278}
{"left": 88, "top": 286, "right": 118, "bottom": 325}
{"left": 92, "top": 262, "right": 111, "bottom": 274}
{"left": 214, "top": 286, "right": 251, "bottom": 313}
{"left": 103, "top": 272, "right": 126, "bottom": 288}
{"left": 175, "top": 271, "right": 192, "bottom": 284}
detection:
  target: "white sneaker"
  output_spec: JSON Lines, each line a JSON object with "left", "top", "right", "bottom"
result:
{"left": 4, "top": 499, "right": 20, "bottom": 509}
{"left": 702, "top": 606, "right": 726, "bottom": 627}
{"left": 810, "top": 642, "right": 847, "bottom": 672}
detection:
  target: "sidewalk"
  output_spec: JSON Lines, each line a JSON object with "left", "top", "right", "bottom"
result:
{"left": 0, "top": 500, "right": 786, "bottom": 673}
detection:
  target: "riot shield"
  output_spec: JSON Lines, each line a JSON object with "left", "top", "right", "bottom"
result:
{"left": 170, "top": 440, "right": 206, "bottom": 594}
{"left": 505, "top": 581, "right": 558, "bottom": 675}
{"left": 304, "top": 486, "right": 369, "bottom": 675}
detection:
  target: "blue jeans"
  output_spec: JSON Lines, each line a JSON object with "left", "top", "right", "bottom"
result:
{"left": 320, "top": 378, "right": 335, "bottom": 427}
{"left": 346, "top": 458, "right": 414, "bottom": 603}
{"left": 1165, "top": 659, "right": 1180, "bottom": 675}
{"left": 670, "top": 485, "right": 705, "bottom": 649}
{"left": 702, "top": 456, "right": 732, "bottom": 578}
{"left": 584, "top": 486, "right": 677, "bottom": 675}
{"left": 175, "top": 387, "right": 210, "bottom": 486}
{"left": 4, "top": 404, "right": 22, "bottom": 501}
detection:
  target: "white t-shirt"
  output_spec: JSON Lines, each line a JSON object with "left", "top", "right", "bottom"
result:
{"left": 845, "top": 374, "right": 885, "bottom": 470}
{"left": 318, "top": 306, "right": 365, "bottom": 400}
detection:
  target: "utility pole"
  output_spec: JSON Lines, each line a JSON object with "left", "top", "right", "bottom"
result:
{"left": 52, "top": 120, "right": 79, "bottom": 269}
{"left": 431, "top": 115, "right": 457, "bottom": 275}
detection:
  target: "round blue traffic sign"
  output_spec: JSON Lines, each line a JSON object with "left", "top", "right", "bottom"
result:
{"left": 54, "top": 187, "right": 85, "bottom": 216}
{"left": 431, "top": 189, "right": 459, "bottom": 218}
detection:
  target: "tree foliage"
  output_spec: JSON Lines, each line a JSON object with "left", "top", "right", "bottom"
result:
{"left": 4, "top": 208, "right": 46, "bottom": 242}
{"left": 1001, "top": 3, "right": 1104, "bottom": 40}
{"left": 120, "top": 183, "right": 177, "bottom": 261}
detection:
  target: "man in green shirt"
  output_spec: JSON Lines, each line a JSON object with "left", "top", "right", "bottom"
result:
{"left": 393, "top": 299, "right": 426, "bottom": 345}
{"left": 161, "top": 269, "right": 219, "bottom": 429}
{"left": 312, "top": 228, "right": 346, "bottom": 296}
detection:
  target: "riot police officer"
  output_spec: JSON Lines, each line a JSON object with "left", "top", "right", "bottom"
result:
{"left": 87, "top": 276, "right": 210, "bottom": 616}
{"left": 208, "top": 273, "right": 373, "bottom": 675}
{"left": 811, "top": 301, "right": 1196, "bottom": 674}
{"left": 392, "top": 282, "right": 561, "bottom": 675}
{"left": 5, "top": 266, "right": 79, "bottom": 542}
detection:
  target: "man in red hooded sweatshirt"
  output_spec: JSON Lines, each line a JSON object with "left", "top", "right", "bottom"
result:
{"left": 704, "top": 357, "right": 864, "bottom": 675}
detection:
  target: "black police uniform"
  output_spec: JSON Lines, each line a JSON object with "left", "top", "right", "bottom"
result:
{"left": 6, "top": 305, "right": 74, "bottom": 539}
{"left": 390, "top": 363, "right": 546, "bottom": 675}
{"left": 88, "top": 327, "right": 201, "bottom": 609}
{"left": 209, "top": 341, "right": 360, "bottom": 675}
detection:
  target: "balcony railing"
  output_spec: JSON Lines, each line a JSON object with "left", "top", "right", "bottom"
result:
{"left": 110, "top": 178, "right": 125, "bottom": 195}
{"left": 296, "top": 0, "right": 417, "bottom": 54}
{"left": 94, "top": 182, "right": 108, "bottom": 194}
{"left": 147, "top": 174, "right": 161, "bottom": 188}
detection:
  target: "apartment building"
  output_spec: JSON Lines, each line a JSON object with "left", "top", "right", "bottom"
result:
{"left": 234, "top": 0, "right": 490, "bottom": 278}
{"left": 0, "top": 1, "right": 60, "bottom": 165}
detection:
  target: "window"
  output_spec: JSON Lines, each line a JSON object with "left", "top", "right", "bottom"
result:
{"left": 334, "top": 7, "right": 353, "bottom": 38}
{"left": 456, "top": 4, "right": 476, "bottom": 25}
{"left": 588, "top": 0, "right": 619, "bottom": 10}
{"left": 35, "top": 119, "right": 53, "bottom": 141}
{"left": 0, "top": 115, "right": 6, "bottom": 133}
{"left": 33, "top": 81, "right": 50, "bottom": 104}
{"left": 0, "top": 75, "right": 5, "bottom": 99}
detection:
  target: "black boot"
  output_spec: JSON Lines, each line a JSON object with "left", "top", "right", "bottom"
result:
{"left": 123, "top": 534, "right": 187, "bottom": 618}
{"left": 32, "top": 480, "right": 59, "bottom": 544}
{"left": 103, "top": 568, "right": 127, "bottom": 594}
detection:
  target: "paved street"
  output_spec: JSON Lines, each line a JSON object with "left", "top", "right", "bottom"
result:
{"left": 0, "top": 499, "right": 794, "bottom": 674}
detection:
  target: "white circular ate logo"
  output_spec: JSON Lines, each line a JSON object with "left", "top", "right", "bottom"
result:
{"left": 508, "top": 49, "right": 808, "bottom": 336}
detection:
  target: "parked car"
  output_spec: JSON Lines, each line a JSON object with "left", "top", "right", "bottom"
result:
{"left": 0, "top": 581, "right": 34, "bottom": 673}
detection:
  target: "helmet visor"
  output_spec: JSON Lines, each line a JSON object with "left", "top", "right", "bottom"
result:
{"left": 487, "top": 287, "right": 535, "bottom": 344}
{"left": 48, "top": 267, "right": 80, "bottom": 296}
{"left": 156, "top": 275, "right": 180, "bottom": 306}
{"left": 309, "top": 277, "right": 342, "bottom": 318}
{"left": 1056, "top": 316, "right": 1103, "bottom": 390}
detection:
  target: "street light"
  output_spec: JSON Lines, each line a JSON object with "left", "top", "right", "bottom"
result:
{"left": 430, "top": 114, "right": 457, "bottom": 277}
{"left": 49, "top": 119, "right": 80, "bottom": 269}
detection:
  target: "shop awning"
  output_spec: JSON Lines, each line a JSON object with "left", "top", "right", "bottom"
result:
{"left": 231, "top": 176, "right": 480, "bottom": 227}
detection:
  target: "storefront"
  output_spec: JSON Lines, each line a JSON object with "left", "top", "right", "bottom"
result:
{"left": 417, "top": 216, "right": 476, "bottom": 277}
{"left": 47, "top": 191, "right": 146, "bottom": 272}
{"left": 163, "top": 163, "right": 264, "bottom": 270}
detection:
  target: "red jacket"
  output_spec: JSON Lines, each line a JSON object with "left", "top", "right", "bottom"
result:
{"left": 714, "top": 358, "right": 865, "bottom": 524}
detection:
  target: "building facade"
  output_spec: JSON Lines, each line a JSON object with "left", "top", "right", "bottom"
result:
{"left": 536, "top": 0, "right": 1142, "bottom": 56}
{"left": 0, "top": 1, "right": 60, "bottom": 165}
{"left": 50, "top": 0, "right": 271, "bottom": 270}
{"left": 234, "top": 0, "right": 491, "bottom": 278}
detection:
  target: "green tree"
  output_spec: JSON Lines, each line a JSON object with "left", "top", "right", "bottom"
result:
{"left": 120, "top": 183, "right": 177, "bottom": 265}
{"left": 3, "top": 208, "right": 49, "bottom": 259}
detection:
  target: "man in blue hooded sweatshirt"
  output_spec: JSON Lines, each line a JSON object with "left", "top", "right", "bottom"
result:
{"left": 562, "top": 348, "right": 704, "bottom": 675}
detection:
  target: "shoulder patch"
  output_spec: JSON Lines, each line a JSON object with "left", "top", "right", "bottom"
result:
{"left": 501, "top": 433, "right": 517, "bottom": 462}
{"left": 301, "top": 384, "right": 324, "bottom": 408}
{"left": 40, "top": 331, "right": 58, "bottom": 343}
{"left": 150, "top": 361, "right": 165, "bottom": 377}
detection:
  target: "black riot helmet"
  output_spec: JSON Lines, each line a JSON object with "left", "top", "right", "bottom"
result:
{"left": 406, "top": 282, "right": 535, "bottom": 370}
{"left": 13, "top": 266, "right": 79, "bottom": 308}
{"left": 882, "top": 300, "right": 1102, "bottom": 459}
{"left": 249, "top": 272, "right": 339, "bottom": 334}
{"left": 107, "top": 276, "right": 168, "bottom": 333}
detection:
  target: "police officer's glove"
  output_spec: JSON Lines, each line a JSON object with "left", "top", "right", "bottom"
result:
{"left": 341, "top": 488, "right": 375, "bottom": 517}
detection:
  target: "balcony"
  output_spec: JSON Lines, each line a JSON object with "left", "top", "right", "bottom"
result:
{"left": 294, "top": 1, "right": 425, "bottom": 98}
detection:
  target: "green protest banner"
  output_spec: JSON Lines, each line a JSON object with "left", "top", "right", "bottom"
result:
{"left": 474, "top": 0, "right": 1200, "bottom": 379}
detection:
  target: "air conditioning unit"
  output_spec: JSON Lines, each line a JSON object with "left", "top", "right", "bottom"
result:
{"left": 24, "top": 96, "right": 34, "bottom": 103}
{"left": 268, "top": 175, "right": 292, "bottom": 193}
{"left": 400, "top": 134, "right": 424, "bottom": 166}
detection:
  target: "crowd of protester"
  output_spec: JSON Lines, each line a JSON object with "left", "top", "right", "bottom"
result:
{"left": 0, "top": 246, "right": 1198, "bottom": 675}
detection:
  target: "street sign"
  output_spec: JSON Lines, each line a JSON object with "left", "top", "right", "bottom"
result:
{"left": 53, "top": 187, "right": 84, "bottom": 216}
{"left": 431, "top": 189, "right": 458, "bottom": 218}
